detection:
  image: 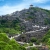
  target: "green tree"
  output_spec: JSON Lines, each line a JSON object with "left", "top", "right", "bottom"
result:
{"left": 42, "top": 30, "right": 50, "bottom": 42}
{"left": 30, "top": 37, "right": 37, "bottom": 42}
{"left": 9, "top": 39, "right": 26, "bottom": 50}
{"left": 4, "top": 44, "right": 13, "bottom": 50}
{"left": 0, "top": 33, "right": 26, "bottom": 50}
{"left": 0, "top": 41, "right": 7, "bottom": 50}
{"left": 0, "top": 33, "right": 9, "bottom": 42}
{"left": 30, "top": 47, "right": 38, "bottom": 50}
{"left": 47, "top": 38, "right": 50, "bottom": 45}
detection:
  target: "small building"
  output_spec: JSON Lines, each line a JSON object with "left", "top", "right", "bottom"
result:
{"left": 30, "top": 5, "right": 33, "bottom": 7}
{"left": 29, "top": 5, "right": 33, "bottom": 9}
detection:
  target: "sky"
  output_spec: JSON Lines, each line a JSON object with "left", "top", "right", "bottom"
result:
{"left": 0, "top": 0, "right": 50, "bottom": 15}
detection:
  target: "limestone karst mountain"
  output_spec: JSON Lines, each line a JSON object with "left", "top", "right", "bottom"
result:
{"left": 0, "top": 5, "right": 50, "bottom": 50}
{"left": 0, "top": 5, "right": 50, "bottom": 32}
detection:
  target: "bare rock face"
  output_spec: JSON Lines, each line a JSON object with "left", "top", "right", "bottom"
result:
{"left": 27, "top": 47, "right": 49, "bottom": 50}
{"left": 15, "top": 26, "right": 49, "bottom": 42}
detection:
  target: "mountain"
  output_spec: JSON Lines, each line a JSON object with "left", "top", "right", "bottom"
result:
{"left": 0, "top": 5, "right": 50, "bottom": 34}
{"left": 1, "top": 5, "right": 50, "bottom": 25}
{"left": 11, "top": 6, "right": 50, "bottom": 25}
{"left": 1, "top": 5, "right": 50, "bottom": 23}
{"left": 0, "top": 5, "right": 50, "bottom": 50}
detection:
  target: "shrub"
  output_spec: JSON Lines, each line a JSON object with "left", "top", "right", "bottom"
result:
{"left": 30, "top": 47, "right": 38, "bottom": 50}
{"left": 30, "top": 37, "right": 37, "bottom": 42}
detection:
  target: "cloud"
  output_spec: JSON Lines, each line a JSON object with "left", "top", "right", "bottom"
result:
{"left": 0, "top": 3, "right": 29, "bottom": 15}
{"left": 0, "top": 0, "right": 50, "bottom": 15}
{"left": 41, "top": 6, "right": 50, "bottom": 10}
{"left": 23, "top": 0, "right": 50, "bottom": 3}
{"left": 0, "top": 0, "right": 29, "bottom": 15}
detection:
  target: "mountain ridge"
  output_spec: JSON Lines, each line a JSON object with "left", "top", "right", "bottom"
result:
{"left": 0, "top": 6, "right": 50, "bottom": 25}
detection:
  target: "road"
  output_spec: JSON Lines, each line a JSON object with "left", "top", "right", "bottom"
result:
{"left": 25, "top": 26, "right": 47, "bottom": 34}
{"left": 25, "top": 43, "right": 42, "bottom": 49}
{"left": 16, "top": 41, "right": 42, "bottom": 49}
{"left": 17, "top": 41, "right": 42, "bottom": 49}
{"left": 19, "top": 18, "right": 28, "bottom": 23}
{"left": 9, "top": 26, "right": 47, "bottom": 39}
{"left": 9, "top": 26, "right": 47, "bottom": 49}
